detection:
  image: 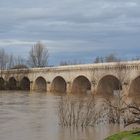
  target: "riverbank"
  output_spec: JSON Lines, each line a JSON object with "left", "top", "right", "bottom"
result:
{"left": 105, "top": 130, "right": 140, "bottom": 140}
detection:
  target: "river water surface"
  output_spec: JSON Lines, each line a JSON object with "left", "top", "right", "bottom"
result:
{"left": 0, "top": 91, "right": 130, "bottom": 140}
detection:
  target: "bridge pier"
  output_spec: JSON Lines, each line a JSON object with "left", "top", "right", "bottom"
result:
{"left": 91, "top": 84, "right": 97, "bottom": 95}
{"left": 47, "top": 82, "right": 51, "bottom": 92}
{"left": 30, "top": 81, "right": 34, "bottom": 91}
{"left": 122, "top": 83, "right": 129, "bottom": 97}
{"left": 16, "top": 81, "right": 20, "bottom": 90}
{"left": 66, "top": 81, "right": 72, "bottom": 93}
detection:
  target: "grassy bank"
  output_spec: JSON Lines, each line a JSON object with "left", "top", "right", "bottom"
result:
{"left": 105, "top": 130, "right": 140, "bottom": 140}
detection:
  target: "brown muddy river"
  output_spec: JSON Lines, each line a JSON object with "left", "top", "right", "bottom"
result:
{"left": 0, "top": 91, "right": 130, "bottom": 140}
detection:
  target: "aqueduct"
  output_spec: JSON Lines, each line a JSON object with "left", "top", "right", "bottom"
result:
{"left": 0, "top": 61, "right": 140, "bottom": 97}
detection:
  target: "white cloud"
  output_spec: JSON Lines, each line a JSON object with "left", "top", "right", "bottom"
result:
{"left": 0, "top": 39, "right": 35, "bottom": 46}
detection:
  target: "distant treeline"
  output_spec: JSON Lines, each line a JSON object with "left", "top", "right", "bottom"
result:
{"left": 60, "top": 53, "right": 140, "bottom": 66}
{"left": 0, "top": 42, "right": 139, "bottom": 69}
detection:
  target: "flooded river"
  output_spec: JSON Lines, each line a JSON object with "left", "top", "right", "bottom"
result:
{"left": 0, "top": 91, "right": 130, "bottom": 140}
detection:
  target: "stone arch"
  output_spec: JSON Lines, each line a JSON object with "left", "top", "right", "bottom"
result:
{"left": 0, "top": 77, "right": 5, "bottom": 90}
{"left": 34, "top": 76, "right": 47, "bottom": 91}
{"left": 8, "top": 77, "right": 17, "bottom": 90}
{"left": 20, "top": 77, "right": 30, "bottom": 90}
{"left": 72, "top": 75, "right": 91, "bottom": 94}
{"left": 51, "top": 76, "right": 66, "bottom": 93}
{"left": 97, "top": 75, "right": 122, "bottom": 96}
{"left": 129, "top": 76, "right": 140, "bottom": 96}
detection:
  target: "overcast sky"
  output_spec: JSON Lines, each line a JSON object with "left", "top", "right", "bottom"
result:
{"left": 0, "top": 0, "right": 140, "bottom": 65}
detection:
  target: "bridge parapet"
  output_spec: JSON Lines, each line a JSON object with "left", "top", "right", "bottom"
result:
{"left": 0, "top": 60, "right": 140, "bottom": 74}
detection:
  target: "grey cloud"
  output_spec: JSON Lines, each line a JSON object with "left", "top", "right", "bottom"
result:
{"left": 0, "top": 0, "right": 139, "bottom": 64}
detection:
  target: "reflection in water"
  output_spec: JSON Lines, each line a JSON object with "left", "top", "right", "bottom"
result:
{"left": 0, "top": 91, "right": 130, "bottom": 140}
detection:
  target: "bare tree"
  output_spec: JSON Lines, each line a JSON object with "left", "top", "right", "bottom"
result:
{"left": 94, "top": 53, "right": 120, "bottom": 63}
{"left": 0, "top": 48, "right": 9, "bottom": 70}
{"left": 60, "top": 60, "right": 82, "bottom": 66}
{"left": 8, "top": 55, "right": 27, "bottom": 69}
{"left": 15, "top": 56, "right": 26, "bottom": 66}
{"left": 94, "top": 56, "right": 104, "bottom": 63}
{"left": 8, "top": 54, "right": 15, "bottom": 69}
{"left": 28, "top": 42, "right": 49, "bottom": 67}
{"left": 104, "top": 62, "right": 129, "bottom": 124}
{"left": 58, "top": 95, "right": 105, "bottom": 127}
{"left": 125, "top": 104, "right": 140, "bottom": 127}
{"left": 105, "top": 53, "right": 120, "bottom": 62}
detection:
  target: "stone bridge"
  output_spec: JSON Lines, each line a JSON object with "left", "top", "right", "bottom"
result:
{"left": 0, "top": 61, "right": 140, "bottom": 97}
